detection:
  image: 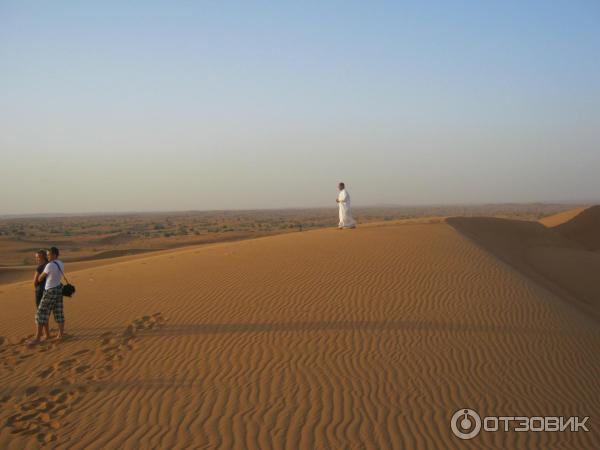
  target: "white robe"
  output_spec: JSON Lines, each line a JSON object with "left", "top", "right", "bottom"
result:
{"left": 337, "top": 189, "right": 356, "bottom": 228}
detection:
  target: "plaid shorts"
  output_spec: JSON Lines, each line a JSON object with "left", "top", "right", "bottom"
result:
{"left": 35, "top": 286, "right": 64, "bottom": 325}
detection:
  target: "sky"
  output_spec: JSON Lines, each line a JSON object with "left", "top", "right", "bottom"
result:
{"left": 1, "top": 1, "right": 599, "bottom": 214}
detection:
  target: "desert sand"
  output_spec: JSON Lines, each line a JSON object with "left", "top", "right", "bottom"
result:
{"left": 538, "top": 207, "right": 587, "bottom": 227}
{"left": 0, "top": 210, "right": 599, "bottom": 449}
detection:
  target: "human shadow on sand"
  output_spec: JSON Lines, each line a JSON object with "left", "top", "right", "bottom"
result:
{"left": 72, "top": 318, "right": 591, "bottom": 340}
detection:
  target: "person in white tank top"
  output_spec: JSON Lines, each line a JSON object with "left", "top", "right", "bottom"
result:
{"left": 29, "top": 246, "right": 67, "bottom": 344}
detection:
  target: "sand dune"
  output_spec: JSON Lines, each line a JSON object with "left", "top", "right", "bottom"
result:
{"left": 554, "top": 205, "right": 600, "bottom": 251}
{"left": 448, "top": 207, "right": 600, "bottom": 321}
{"left": 0, "top": 221, "right": 599, "bottom": 449}
{"left": 0, "top": 246, "right": 207, "bottom": 286}
{"left": 539, "top": 207, "right": 587, "bottom": 227}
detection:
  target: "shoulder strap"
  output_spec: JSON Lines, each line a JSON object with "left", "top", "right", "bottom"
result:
{"left": 53, "top": 261, "right": 70, "bottom": 284}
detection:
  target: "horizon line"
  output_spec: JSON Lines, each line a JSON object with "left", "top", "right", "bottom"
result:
{"left": 1, "top": 199, "right": 595, "bottom": 220}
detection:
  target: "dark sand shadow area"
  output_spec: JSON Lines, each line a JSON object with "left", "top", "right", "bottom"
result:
{"left": 447, "top": 207, "right": 600, "bottom": 322}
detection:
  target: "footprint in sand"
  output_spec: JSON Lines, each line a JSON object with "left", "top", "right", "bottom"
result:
{"left": 56, "top": 375, "right": 77, "bottom": 386}
{"left": 36, "top": 345, "right": 54, "bottom": 354}
{"left": 0, "top": 338, "right": 58, "bottom": 372}
{"left": 37, "top": 354, "right": 86, "bottom": 381}
{"left": 74, "top": 364, "right": 92, "bottom": 374}
{"left": 25, "top": 386, "right": 39, "bottom": 396}
{"left": 122, "top": 325, "right": 136, "bottom": 338}
{"left": 102, "top": 336, "right": 119, "bottom": 345}
{"left": 57, "top": 358, "right": 78, "bottom": 370}
{"left": 19, "top": 336, "right": 35, "bottom": 345}
{"left": 5, "top": 388, "right": 76, "bottom": 441}
{"left": 37, "top": 366, "right": 55, "bottom": 380}
{"left": 49, "top": 388, "right": 64, "bottom": 400}
{"left": 4, "top": 313, "right": 167, "bottom": 443}
{"left": 90, "top": 313, "right": 166, "bottom": 381}
{"left": 37, "top": 431, "right": 57, "bottom": 444}
{"left": 132, "top": 312, "right": 167, "bottom": 331}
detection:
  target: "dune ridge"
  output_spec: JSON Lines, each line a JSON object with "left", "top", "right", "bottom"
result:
{"left": 554, "top": 205, "right": 600, "bottom": 251}
{"left": 447, "top": 206, "right": 600, "bottom": 321}
{"left": 538, "top": 207, "right": 586, "bottom": 227}
{"left": 0, "top": 222, "right": 598, "bottom": 449}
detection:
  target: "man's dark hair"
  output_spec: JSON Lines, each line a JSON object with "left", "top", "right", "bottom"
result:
{"left": 37, "top": 249, "right": 48, "bottom": 258}
{"left": 339, "top": 182, "right": 345, "bottom": 189}
{"left": 49, "top": 246, "right": 60, "bottom": 257}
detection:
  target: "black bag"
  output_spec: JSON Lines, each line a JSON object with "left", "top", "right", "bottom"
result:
{"left": 53, "top": 261, "right": 76, "bottom": 297}
{"left": 62, "top": 283, "right": 76, "bottom": 297}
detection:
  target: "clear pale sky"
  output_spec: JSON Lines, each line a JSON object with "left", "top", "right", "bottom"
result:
{"left": 1, "top": 1, "right": 599, "bottom": 214}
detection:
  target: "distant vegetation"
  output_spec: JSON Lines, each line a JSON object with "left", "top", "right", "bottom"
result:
{"left": 0, "top": 204, "right": 584, "bottom": 266}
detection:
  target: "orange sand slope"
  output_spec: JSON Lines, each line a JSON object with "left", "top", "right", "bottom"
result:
{"left": 0, "top": 221, "right": 599, "bottom": 449}
{"left": 538, "top": 207, "right": 587, "bottom": 227}
{"left": 448, "top": 206, "right": 600, "bottom": 321}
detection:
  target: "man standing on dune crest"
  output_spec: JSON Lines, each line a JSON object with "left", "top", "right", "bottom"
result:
{"left": 336, "top": 182, "right": 356, "bottom": 229}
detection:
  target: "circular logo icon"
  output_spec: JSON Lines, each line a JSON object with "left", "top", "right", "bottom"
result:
{"left": 451, "top": 408, "right": 482, "bottom": 440}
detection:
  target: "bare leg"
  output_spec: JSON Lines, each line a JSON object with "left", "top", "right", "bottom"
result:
{"left": 28, "top": 324, "right": 46, "bottom": 345}
{"left": 56, "top": 322, "right": 65, "bottom": 339}
{"left": 42, "top": 324, "right": 51, "bottom": 340}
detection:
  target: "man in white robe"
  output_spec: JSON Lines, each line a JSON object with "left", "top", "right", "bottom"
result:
{"left": 336, "top": 182, "right": 356, "bottom": 229}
